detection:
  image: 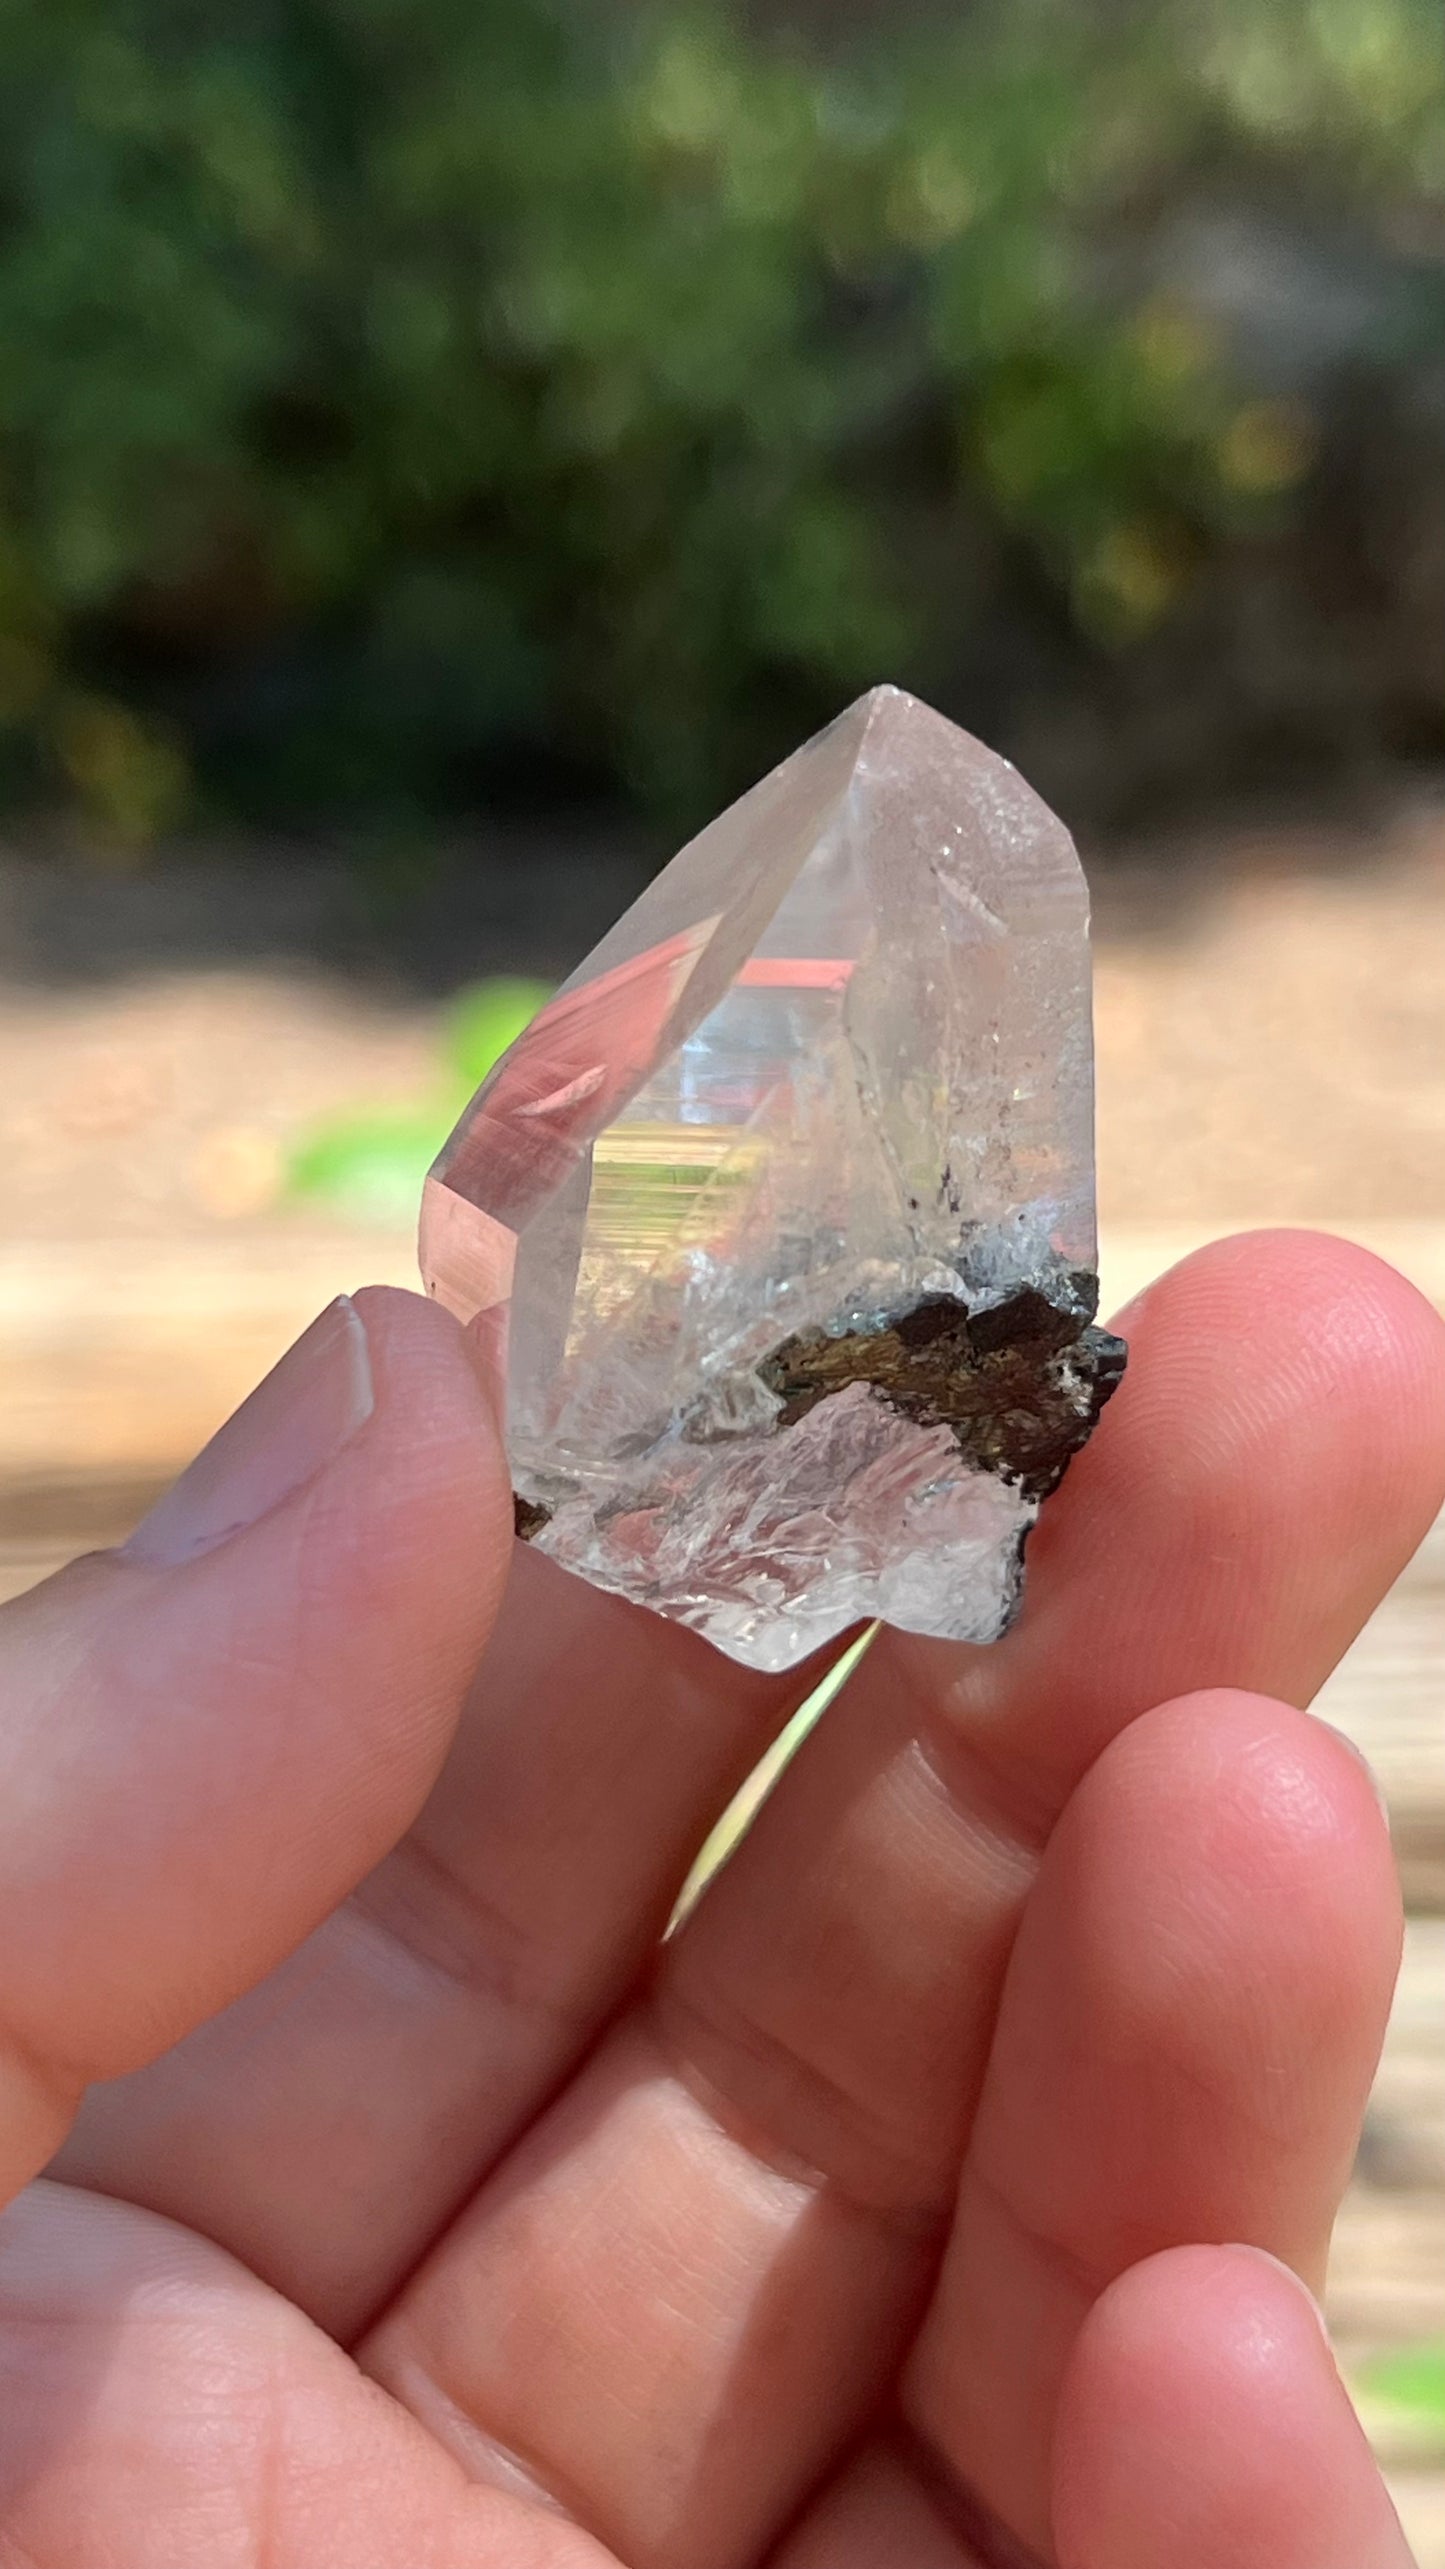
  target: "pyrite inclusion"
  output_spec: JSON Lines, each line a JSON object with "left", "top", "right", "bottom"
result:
{"left": 420, "top": 687, "right": 1125, "bottom": 1672}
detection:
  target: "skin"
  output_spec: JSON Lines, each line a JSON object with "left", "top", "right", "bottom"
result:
{"left": 0, "top": 1227, "right": 1439, "bottom": 2565}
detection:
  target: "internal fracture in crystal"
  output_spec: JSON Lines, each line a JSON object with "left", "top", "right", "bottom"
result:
{"left": 420, "top": 686, "right": 1125, "bottom": 1672}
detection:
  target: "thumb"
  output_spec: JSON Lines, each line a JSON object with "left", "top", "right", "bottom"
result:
{"left": 0, "top": 1285, "right": 510, "bottom": 2200}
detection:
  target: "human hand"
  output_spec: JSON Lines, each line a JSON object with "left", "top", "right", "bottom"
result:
{"left": 2, "top": 1231, "right": 1442, "bottom": 2567}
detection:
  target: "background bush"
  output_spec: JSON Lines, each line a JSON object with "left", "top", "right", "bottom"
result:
{"left": 1, "top": 0, "right": 1443, "bottom": 843}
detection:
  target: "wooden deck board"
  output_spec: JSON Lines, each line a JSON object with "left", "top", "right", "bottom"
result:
{"left": 1317, "top": 1518, "right": 1445, "bottom": 1914}
{"left": 1386, "top": 2473, "right": 1445, "bottom": 2567}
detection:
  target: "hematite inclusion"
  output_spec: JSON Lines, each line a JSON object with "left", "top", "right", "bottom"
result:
{"left": 420, "top": 686, "right": 1125, "bottom": 1672}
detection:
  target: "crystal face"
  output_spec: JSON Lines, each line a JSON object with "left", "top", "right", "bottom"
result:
{"left": 420, "top": 686, "right": 1125, "bottom": 1672}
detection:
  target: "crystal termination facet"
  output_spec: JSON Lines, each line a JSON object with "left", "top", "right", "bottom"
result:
{"left": 421, "top": 685, "right": 1126, "bottom": 1673}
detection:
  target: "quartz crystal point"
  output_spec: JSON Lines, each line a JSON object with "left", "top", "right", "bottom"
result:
{"left": 420, "top": 686, "right": 1125, "bottom": 1672}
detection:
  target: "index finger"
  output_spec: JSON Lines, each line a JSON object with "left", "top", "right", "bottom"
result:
{"left": 861, "top": 1220, "right": 1445, "bottom": 1809}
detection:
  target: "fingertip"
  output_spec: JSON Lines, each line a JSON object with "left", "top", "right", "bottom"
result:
{"left": 1115, "top": 1222, "right": 1444, "bottom": 1340}
{"left": 272, "top": 1282, "right": 516, "bottom": 1779}
{"left": 1109, "top": 1226, "right": 1445, "bottom": 1506}
{"left": 971, "top": 1687, "right": 1401, "bottom": 2336}
{"left": 333, "top": 1278, "right": 511, "bottom": 1556}
{"left": 122, "top": 1282, "right": 512, "bottom": 1601}
{"left": 1002, "top": 1228, "right": 1445, "bottom": 1747}
{"left": 349, "top": 1280, "right": 507, "bottom": 1474}
{"left": 1054, "top": 2244, "right": 1412, "bottom": 2569}
{"left": 1060, "top": 2238, "right": 1332, "bottom": 2444}
{"left": 1094, "top": 1687, "right": 1401, "bottom": 1952}
{"left": 1055, "top": 1688, "right": 1402, "bottom": 2189}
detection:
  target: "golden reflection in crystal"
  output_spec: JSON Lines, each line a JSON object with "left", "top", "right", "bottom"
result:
{"left": 578, "top": 1122, "right": 766, "bottom": 1313}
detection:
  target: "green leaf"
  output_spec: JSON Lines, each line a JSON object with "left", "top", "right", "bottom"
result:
{"left": 284, "top": 976, "right": 553, "bottom": 1224}
{"left": 1359, "top": 2343, "right": 1445, "bottom": 2424}
{"left": 286, "top": 1109, "right": 449, "bottom": 1225}
{"left": 445, "top": 976, "right": 552, "bottom": 1090}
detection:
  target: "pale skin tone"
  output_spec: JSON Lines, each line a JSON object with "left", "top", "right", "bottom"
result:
{"left": 0, "top": 1228, "right": 1442, "bottom": 2565}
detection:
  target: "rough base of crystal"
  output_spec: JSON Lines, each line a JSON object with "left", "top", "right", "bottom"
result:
{"left": 421, "top": 686, "right": 1125, "bottom": 1671}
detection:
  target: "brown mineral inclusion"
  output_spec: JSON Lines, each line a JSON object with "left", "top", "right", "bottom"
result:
{"left": 757, "top": 1279, "right": 1126, "bottom": 1503}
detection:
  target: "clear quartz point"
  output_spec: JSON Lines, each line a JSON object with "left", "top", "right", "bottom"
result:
{"left": 420, "top": 686, "right": 1125, "bottom": 1672}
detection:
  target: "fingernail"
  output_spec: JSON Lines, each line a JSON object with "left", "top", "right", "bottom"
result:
{"left": 1314, "top": 1717, "right": 1393, "bottom": 1828}
{"left": 1228, "top": 2245, "right": 1332, "bottom": 2346}
{"left": 125, "top": 1297, "right": 374, "bottom": 1568}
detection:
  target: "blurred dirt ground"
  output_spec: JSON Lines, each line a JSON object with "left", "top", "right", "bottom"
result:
{"left": 3, "top": 794, "right": 1445, "bottom": 1237}
{"left": 4, "top": 795, "right": 1445, "bottom": 2553}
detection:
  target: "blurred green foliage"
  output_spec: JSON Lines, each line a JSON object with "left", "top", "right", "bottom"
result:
{"left": 0, "top": 0, "right": 1443, "bottom": 841}
{"left": 1360, "top": 2342, "right": 1445, "bottom": 2426}
{"left": 1355, "top": 2342, "right": 1445, "bottom": 2463}
{"left": 287, "top": 973, "right": 550, "bottom": 1219}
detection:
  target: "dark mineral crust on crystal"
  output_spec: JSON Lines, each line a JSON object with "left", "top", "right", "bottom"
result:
{"left": 758, "top": 1274, "right": 1127, "bottom": 1504}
